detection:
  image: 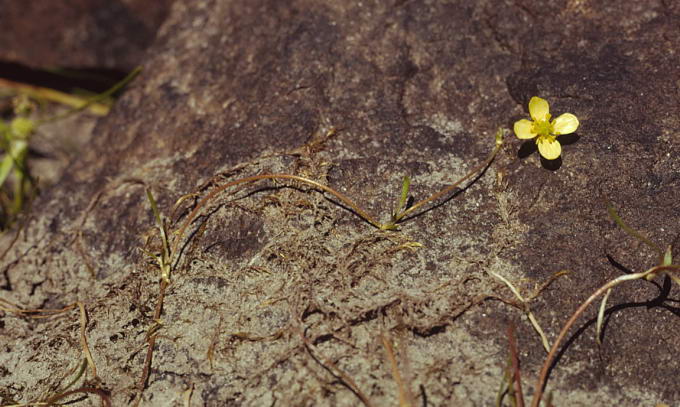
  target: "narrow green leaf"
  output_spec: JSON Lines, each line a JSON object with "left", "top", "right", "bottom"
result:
{"left": 392, "top": 175, "right": 411, "bottom": 222}
{"left": 606, "top": 200, "right": 663, "bottom": 259}
{"left": 5, "top": 139, "right": 35, "bottom": 189}
{"left": 495, "top": 356, "right": 512, "bottom": 407}
{"left": 663, "top": 245, "right": 673, "bottom": 267}
{"left": 146, "top": 188, "right": 162, "bottom": 227}
{"left": 399, "top": 175, "right": 410, "bottom": 209}
{"left": 145, "top": 188, "right": 170, "bottom": 277}
{"left": 0, "top": 154, "right": 14, "bottom": 187}
{"left": 58, "top": 358, "right": 88, "bottom": 393}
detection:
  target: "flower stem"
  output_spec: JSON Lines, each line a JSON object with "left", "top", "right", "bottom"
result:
{"left": 392, "top": 140, "right": 502, "bottom": 223}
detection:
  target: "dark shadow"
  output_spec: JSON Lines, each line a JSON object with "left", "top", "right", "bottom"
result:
{"left": 606, "top": 254, "right": 634, "bottom": 274}
{"left": 412, "top": 324, "right": 447, "bottom": 337}
{"left": 516, "top": 133, "right": 580, "bottom": 171}
{"left": 517, "top": 140, "right": 536, "bottom": 158}
{"left": 540, "top": 155, "right": 562, "bottom": 171}
{"left": 0, "top": 60, "right": 129, "bottom": 94}
{"left": 27, "top": 147, "right": 52, "bottom": 159}
{"left": 558, "top": 133, "right": 580, "bottom": 146}
{"left": 0, "top": 266, "right": 12, "bottom": 291}
{"left": 598, "top": 276, "right": 677, "bottom": 343}
{"left": 420, "top": 384, "right": 429, "bottom": 407}
{"left": 404, "top": 196, "right": 415, "bottom": 212}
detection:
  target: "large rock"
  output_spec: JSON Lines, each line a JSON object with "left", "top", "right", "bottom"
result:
{"left": 0, "top": 0, "right": 173, "bottom": 70}
{"left": 1, "top": 0, "right": 678, "bottom": 405}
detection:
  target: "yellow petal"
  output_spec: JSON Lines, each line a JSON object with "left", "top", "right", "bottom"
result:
{"left": 529, "top": 97, "right": 550, "bottom": 122}
{"left": 514, "top": 119, "right": 536, "bottom": 139}
{"left": 552, "top": 113, "right": 579, "bottom": 135}
{"left": 537, "top": 137, "right": 561, "bottom": 160}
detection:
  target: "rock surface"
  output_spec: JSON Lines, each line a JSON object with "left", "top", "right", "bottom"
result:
{"left": 1, "top": 0, "right": 679, "bottom": 405}
{"left": 0, "top": 0, "right": 173, "bottom": 70}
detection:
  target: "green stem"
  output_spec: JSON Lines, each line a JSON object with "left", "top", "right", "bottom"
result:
{"left": 11, "top": 168, "right": 23, "bottom": 217}
{"left": 0, "top": 78, "right": 110, "bottom": 116}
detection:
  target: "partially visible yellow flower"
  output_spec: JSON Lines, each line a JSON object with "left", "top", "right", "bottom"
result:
{"left": 513, "top": 96, "right": 579, "bottom": 160}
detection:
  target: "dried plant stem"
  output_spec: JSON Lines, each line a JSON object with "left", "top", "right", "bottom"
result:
{"left": 137, "top": 279, "right": 168, "bottom": 401}
{"left": 171, "top": 139, "right": 502, "bottom": 255}
{"left": 171, "top": 173, "right": 384, "bottom": 258}
{"left": 183, "top": 383, "right": 195, "bottom": 407}
{"left": 0, "top": 300, "right": 97, "bottom": 379}
{"left": 506, "top": 324, "right": 525, "bottom": 407}
{"left": 488, "top": 269, "right": 554, "bottom": 353}
{"left": 394, "top": 141, "right": 502, "bottom": 222}
{"left": 301, "top": 333, "right": 374, "bottom": 407}
{"left": 531, "top": 264, "right": 680, "bottom": 407}
{"left": 0, "top": 300, "right": 105, "bottom": 405}
{"left": 77, "top": 302, "right": 97, "bottom": 379}
{"left": 44, "top": 387, "right": 112, "bottom": 407}
{"left": 381, "top": 333, "right": 414, "bottom": 407}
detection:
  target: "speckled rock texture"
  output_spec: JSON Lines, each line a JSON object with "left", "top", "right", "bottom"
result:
{"left": 1, "top": 1, "right": 679, "bottom": 405}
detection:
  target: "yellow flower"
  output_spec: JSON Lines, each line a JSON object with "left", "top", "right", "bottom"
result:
{"left": 513, "top": 96, "right": 579, "bottom": 160}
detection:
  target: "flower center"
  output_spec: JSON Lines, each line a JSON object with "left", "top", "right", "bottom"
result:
{"left": 535, "top": 134, "right": 556, "bottom": 144}
{"left": 531, "top": 118, "right": 553, "bottom": 137}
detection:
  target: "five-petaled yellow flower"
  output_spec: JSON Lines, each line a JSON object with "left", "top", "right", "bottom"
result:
{"left": 513, "top": 96, "right": 579, "bottom": 160}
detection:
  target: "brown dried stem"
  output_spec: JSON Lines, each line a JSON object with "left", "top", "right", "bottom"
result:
{"left": 392, "top": 138, "right": 502, "bottom": 223}
{"left": 506, "top": 324, "right": 525, "bottom": 407}
{"left": 381, "top": 332, "right": 415, "bottom": 407}
{"left": 530, "top": 264, "right": 680, "bottom": 407}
